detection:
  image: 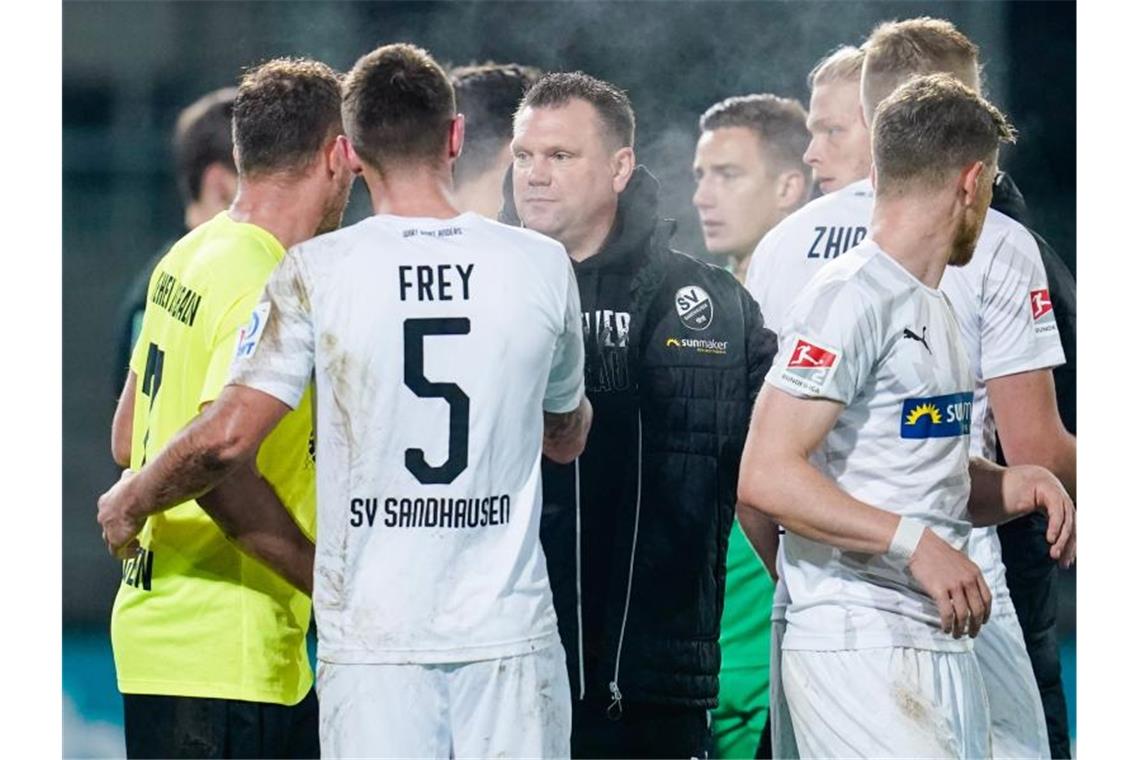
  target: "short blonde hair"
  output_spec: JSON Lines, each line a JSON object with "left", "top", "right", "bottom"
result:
{"left": 807, "top": 46, "right": 864, "bottom": 90}
{"left": 873, "top": 73, "right": 1015, "bottom": 195}
{"left": 861, "top": 17, "right": 980, "bottom": 121}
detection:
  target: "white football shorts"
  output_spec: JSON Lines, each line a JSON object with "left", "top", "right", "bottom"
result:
{"left": 317, "top": 641, "right": 571, "bottom": 758}
{"left": 974, "top": 610, "right": 1050, "bottom": 758}
{"left": 782, "top": 646, "right": 991, "bottom": 758}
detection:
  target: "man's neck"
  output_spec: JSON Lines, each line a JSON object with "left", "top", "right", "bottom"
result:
{"left": 228, "top": 177, "right": 321, "bottom": 250}
{"left": 869, "top": 192, "right": 956, "bottom": 289}
{"left": 454, "top": 167, "right": 506, "bottom": 219}
{"left": 565, "top": 204, "right": 618, "bottom": 263}
{"left": 363, "top": 164, "right": 459, "bottom": 219}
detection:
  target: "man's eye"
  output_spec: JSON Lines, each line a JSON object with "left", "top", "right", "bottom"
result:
{"left": 554, "top": 153, "right": 571, "bottom": 161}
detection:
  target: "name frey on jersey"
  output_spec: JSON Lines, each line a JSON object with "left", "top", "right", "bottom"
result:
{"left": 807, "top": 225, "right": 866, "bottom": 260}
{"left": 398, "top": 263, "right": 475, "bottom": 302}
{"left": 350, "top": 495, "right": 511, "bottom": 529}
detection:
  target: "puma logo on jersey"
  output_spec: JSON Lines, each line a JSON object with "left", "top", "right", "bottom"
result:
{"left": 902, "top": 326, "right": 932, "bottom": 355}
{"left": 807, "top": 225, "right": 866, "bottom": 260}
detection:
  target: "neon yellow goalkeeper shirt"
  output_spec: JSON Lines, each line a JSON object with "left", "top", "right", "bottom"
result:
{"left": 111, "top": 212, "right": 316, "bottom": 705}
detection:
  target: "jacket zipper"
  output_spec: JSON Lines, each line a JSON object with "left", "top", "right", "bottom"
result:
{"left": 607, "top": 410, "right": 643, "bottom": 720}
{"left": 574, "top": 457, "right": 586, "bottom": 700}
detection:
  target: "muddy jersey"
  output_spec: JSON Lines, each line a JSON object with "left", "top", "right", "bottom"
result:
{"left": 230, "top": 212, "right": 585, "bottom": 664}
{"left": 768, "top": 240, "right": 975, "bottom": 652}
{"left": 749, "top": 179, "right": 1067, "bottom": 618}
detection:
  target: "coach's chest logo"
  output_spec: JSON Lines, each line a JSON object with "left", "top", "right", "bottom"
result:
{"left": 675, "top": 285, "right": 714, "bottom": 331}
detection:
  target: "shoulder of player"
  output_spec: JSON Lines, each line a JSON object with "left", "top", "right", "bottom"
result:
{"left": 478, "top": 217, "right": 568, "bottom": 257}
{"left": 971, "top": 207, "right": 1044, "bottom": 275}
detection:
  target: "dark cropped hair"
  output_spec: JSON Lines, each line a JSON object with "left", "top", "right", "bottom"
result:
{"left": 451, "top": 62, "right": 542, "bottom": 186}
{"left": 518, "top": 71, "right": 635, "bottom": 148}
{"left": 233, "top": 58, "right": 342, "bottom": 178}
{"left": 343, "top": 43, "right": 456, "bottom": 171}
{"left": 173, "top": 87, "right": 236, "bottom": 205}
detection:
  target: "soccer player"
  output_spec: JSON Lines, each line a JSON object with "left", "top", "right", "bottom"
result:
{"left": 503, "top": 72, "right": 777, "bottom": 758}
{"left": 737, "top": 73, "right": 1074, "bottom": 758}
{"left": 99, "top": 43, "right": 591, "bottom": 758}
{"left": 451, "top": 62, "right": 542, "bottom": 217}
{"left": 801, "top": 46, "right": 870, "bottom": 197}
{"left": 745, "top": 45, "right": 868, "bottom": 335}
{"left": 114, "top": 87, "right": 238, "bottom": 389}
{"left": 689, "top": 92, "right": 810, "bottom": 760}
{"left": 744, "top": 17, "right": 1078, "bottom": 758}
{"left": 693, "top": 94, "right": 811, "bottom": 281}
{"left": 102, "top": 58, "right": 353, "bottom": 758}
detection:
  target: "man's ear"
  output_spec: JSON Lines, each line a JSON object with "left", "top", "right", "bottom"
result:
{"left": 960, "top": 160, "right": 986, "bottom": 208}
{"left": 775, "top": 170, "right": 808, "bottom": 210}
{"left": 869, "top": 161, "right": 878, "bottom": 193}
{"left": 449, "top": 114, "right": 466, "bottom": 160}
{"left": 337, "top": 135, "right": 364, "bottom": 175}
{"left": 200, "top": 162, "right": 237, "bottom": 207}
{"left": 612, "top": 146, "right": 635, "bottom": 194}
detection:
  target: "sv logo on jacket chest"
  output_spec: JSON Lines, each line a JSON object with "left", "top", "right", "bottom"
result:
{"left": 675, "top": 286, "right": 714, "bottom": 331}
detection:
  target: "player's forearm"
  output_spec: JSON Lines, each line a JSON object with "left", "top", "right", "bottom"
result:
{"left": 735, "top": 504, "right": 780, "bottom": 579}
{"left": 197, "top": 467, "right": 315, "bottom": 596}
{"left": 543, "top": 396, "right": 593, "bottom": 464}
{"left": 738, "top": 454, "right": 900, "bottom": 555}
{"left": 1003, "top": 431, "right": 1076, "bottom": 504}
{"left": 122, "top": 410, "right": 253, "bottom": 522}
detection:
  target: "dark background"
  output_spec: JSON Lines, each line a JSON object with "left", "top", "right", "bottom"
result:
{"left": 62, "top": 0, "right": 1075, "bottom": 752}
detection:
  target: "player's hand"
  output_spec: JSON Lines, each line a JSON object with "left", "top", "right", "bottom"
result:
{"left": 1007, "top": 465, "right": 1076, "bottom": 569}
{"left": 908, "top": 528, "right": 991, "bottom": 639}
{"left": 97, "top": 469, "right": 144, "bottom": 559}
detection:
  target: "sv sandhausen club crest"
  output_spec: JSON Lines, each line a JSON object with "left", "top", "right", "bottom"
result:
{"left": 675, "top": 285, "right": 714, "bottom": 330}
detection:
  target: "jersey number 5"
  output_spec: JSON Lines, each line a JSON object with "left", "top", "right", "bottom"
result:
{"left": 403, "top": 318, "right": 470, "bottom": 484}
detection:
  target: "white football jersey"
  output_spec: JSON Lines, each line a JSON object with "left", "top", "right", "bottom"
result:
{"left": 769, "top": 240, "right": 976, "bottom": 652}
{"left": 941, "top": 208, "right": 1066, "bottom": 609}
{"left": 749, "top": 178, "right": 1067, "bottom": 616}
{"left": 744, "top": 180, "right": 872, "bottom": 337}
{"left": 229, "top": 212, "right": 585, "bottom": 664}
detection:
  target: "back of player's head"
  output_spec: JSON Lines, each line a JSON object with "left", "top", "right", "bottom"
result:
{"left": 174, "top": 87, "right": 237, "bottom": 205}
{"left": 518, "top": 72, "right": 635, "bottom": 149}
{"left": 233, "top": 58, "right": 343, "bottom": 179}
{"left": 699, "top": 94, "right": 810, "bottom": 178}
{"left": 873, "top": 73, "right": 1015, "bottom": 195}
{"left": 451, "top": 62, "right": 542, "bottom": 186}
{"left": 807, "top": 45, "right": 864, "bottom": 91}
{"left": 861, "top": 17, "right": 980, "bottom": 122}
{"left": 342, "top": 44, "right": 456, "bottom": 172}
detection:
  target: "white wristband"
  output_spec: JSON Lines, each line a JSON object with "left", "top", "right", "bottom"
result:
{"left": 887, "top": 517, "right": 926, "bottom": 563}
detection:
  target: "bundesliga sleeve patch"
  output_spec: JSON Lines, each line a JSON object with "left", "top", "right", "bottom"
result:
{"left": 900, "top": 392, "right": 973, "bottom": 439}
{"left": 1029, "top": 287, "right": 1058, "bottom": 337}
{"left": 777, "top": 337, "right": 840, "bottom": 396}
{"left": 234, "top": 302, "right": 271, "bottom": 359}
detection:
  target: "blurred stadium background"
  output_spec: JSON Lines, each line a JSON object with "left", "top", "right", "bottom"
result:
{"left": 63, "top": 1, "right": 1075, "bottom": 756}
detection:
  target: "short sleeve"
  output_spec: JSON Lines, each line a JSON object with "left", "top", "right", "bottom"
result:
{"left": 227, "top": 249, "right": 316, "bottom": 410}
{"left": 199, "top": 288, "right": 263, "bottom": 406}
{"left": 978, "top": 224, "right": 1067, "bottom": 380}
{"left": 543, "top": 256, "right": 586, "bottom": 413}
{"left": 765, "top": 280, "right": 879, "bottom": 405}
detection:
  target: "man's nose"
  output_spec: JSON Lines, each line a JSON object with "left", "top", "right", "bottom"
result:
{"left": 528, "top": 157, "right": 552, "bottom": 185}
{"left": 803, "top": 137, "right": 822, "bottom": 166}
{"left": 693, "top": 177, "right": 713, "bottom": 210}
